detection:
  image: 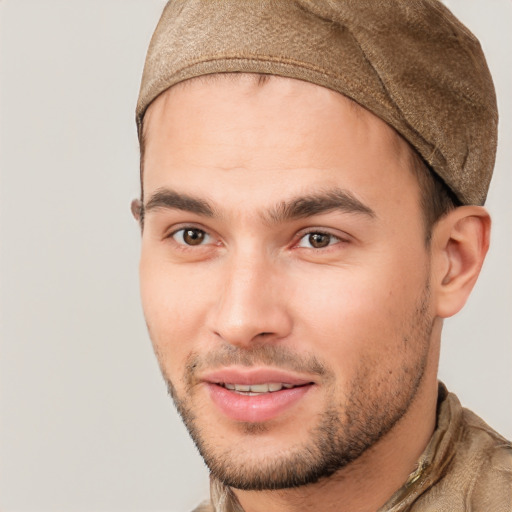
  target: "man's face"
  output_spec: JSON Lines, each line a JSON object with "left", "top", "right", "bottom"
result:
{"left": 139, "top": 76, "right": 437, "bottom": 490}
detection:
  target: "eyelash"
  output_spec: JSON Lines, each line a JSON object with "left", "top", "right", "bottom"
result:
{"left": 295, "top": 231, "right": 344, "bottom": 249}
{"left": 168, "top": 226, "right": 348, "bottom": 251}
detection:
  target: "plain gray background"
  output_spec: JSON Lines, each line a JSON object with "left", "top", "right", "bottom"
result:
{"left": 0, "top": 1, "right": 510, "bottom": 511}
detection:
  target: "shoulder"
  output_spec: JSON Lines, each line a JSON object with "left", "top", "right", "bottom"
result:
{"left": 402, "top": 391, "right": 512, "bottom": 512}
{"left": 456, "top": 407, "right": 512, "bottom": 511}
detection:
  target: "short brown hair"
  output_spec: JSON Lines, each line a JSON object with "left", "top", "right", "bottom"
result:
{"left": 410, "top": 152, "right": 461, "bottom": 242}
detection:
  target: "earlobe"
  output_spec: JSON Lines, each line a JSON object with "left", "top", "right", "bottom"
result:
{"left": 131, "top": 198, "right": 142, "bottom": 222}
{"left": 432, "top": 206, "right": 491, "bottom": 318}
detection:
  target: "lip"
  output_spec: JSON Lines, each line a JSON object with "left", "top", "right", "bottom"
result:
{"left": 201, "top": 367, "right": 315, "bottom": 423}
{"left": 202, "top": 367, "right": 313, "bottom": 387}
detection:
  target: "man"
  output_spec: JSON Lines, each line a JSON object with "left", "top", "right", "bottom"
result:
{"left": 132, "top": 1, "right": 511, "bottom": 511}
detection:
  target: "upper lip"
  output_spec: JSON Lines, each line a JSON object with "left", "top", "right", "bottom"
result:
{"left": 200, "top": 367, "right": 314, "bottom": 386}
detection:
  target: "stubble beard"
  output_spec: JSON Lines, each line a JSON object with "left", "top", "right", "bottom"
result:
{"left": 161, "top": 285, "right": 434, "bottom": 491}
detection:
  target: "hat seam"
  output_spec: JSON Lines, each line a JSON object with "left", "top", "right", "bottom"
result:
{"left": 140, "top": 53, "right": 381, "bottom": 114}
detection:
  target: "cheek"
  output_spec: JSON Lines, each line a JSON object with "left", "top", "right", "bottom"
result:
{"left": 292, "top": 255, "right": 429, "bottom": 382}
{"left": 139, "top": 255, "right": 210, "bottom": 380}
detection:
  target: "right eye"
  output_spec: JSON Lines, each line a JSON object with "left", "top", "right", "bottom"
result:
{"left": 297, "top": 231, "right": 341, "bottom": 249}
{"left": 171, "top": 228, "right": 212, "bottom": 246}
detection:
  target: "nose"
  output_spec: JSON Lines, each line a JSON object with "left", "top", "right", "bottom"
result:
{"left": 207, "top": 251, "right": 293, "bottom": 348}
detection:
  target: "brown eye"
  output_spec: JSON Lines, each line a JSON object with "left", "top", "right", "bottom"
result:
{"left": 173, "top": 228, "right": 209, "bottom": 246}
{"left": 184, "top": 229, "right": 205, "bottom": 245}
{"left": 308, "top": 233, "right": 331, "bottom": 248}
{"left": 297, "top": 232, "right": 340, "bottom": 249}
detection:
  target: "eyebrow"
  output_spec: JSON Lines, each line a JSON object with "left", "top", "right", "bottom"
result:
{"left": 145, "top": 188, "right": 215, "bottom": 217}
{"left": 265, "top": 188, "right": 376, "bottom": 224}
{"left": 143, "top": 187, "right": 375, "bottom": 224}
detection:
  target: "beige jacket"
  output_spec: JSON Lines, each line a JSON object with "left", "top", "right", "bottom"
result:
{"left": 193, "top": 385, "right": 512, "bottom": 511}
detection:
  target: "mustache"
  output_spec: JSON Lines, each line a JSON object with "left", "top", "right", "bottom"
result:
{"left": 184, "top": 343, "right": 331, "bottom": 387}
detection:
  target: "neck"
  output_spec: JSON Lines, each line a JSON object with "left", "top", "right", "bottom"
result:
{"left": 232, "top": 353, "right": 440, "bottom": 512}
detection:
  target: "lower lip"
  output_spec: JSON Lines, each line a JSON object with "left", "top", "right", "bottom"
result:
{"left": 206, "top": 383, "right": 312, "bottom": 423}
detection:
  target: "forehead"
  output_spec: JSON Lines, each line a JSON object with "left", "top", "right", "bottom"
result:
{"left": 141, "top": 75, "right": 420, "bottom": 215}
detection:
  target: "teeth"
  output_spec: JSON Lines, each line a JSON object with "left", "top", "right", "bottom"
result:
{"left": 248, "top": 383, "right": 269, "bottom": 393}
{"left": 223, "top": 383, "right": 295, "bottom": 393}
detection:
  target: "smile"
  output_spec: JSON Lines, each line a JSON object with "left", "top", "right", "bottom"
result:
{"left": 220, "top": 382, "right": 298, "bottom": 394}
{"left": 201, "top": 368, "right": 315, "bottom": 423}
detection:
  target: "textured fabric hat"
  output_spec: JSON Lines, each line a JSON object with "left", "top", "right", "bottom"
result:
{"left": 137, "top": 0, "right": 498, "bottom": 205}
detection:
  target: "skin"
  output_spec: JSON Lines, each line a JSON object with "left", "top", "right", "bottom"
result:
{"left": 136, "top": 75, "right": 490, "bottom": 512}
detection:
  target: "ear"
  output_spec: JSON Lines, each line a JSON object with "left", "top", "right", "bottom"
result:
{"left": 431, "top": 206, "right": 491, "bottom": 318}
{"left": 131, "top": 198, "right": 142, "bottom": 223}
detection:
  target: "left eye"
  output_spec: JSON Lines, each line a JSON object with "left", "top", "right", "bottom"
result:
{"left": 172, "top": 228, "right": 211, "bottom": 246}
{"left": 297, "top": 232, "right": 340, "bottom": 249}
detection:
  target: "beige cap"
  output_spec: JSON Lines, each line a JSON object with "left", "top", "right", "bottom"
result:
{"left": 136, "top": 0, "right": 498, "bottom": 205}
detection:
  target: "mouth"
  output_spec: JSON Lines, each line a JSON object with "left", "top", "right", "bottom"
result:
{"left": 201, "top": 368, "right": 315, "bottom": 423}
{"left": 219, "top": 382, "right": 302, "bottom": 395}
